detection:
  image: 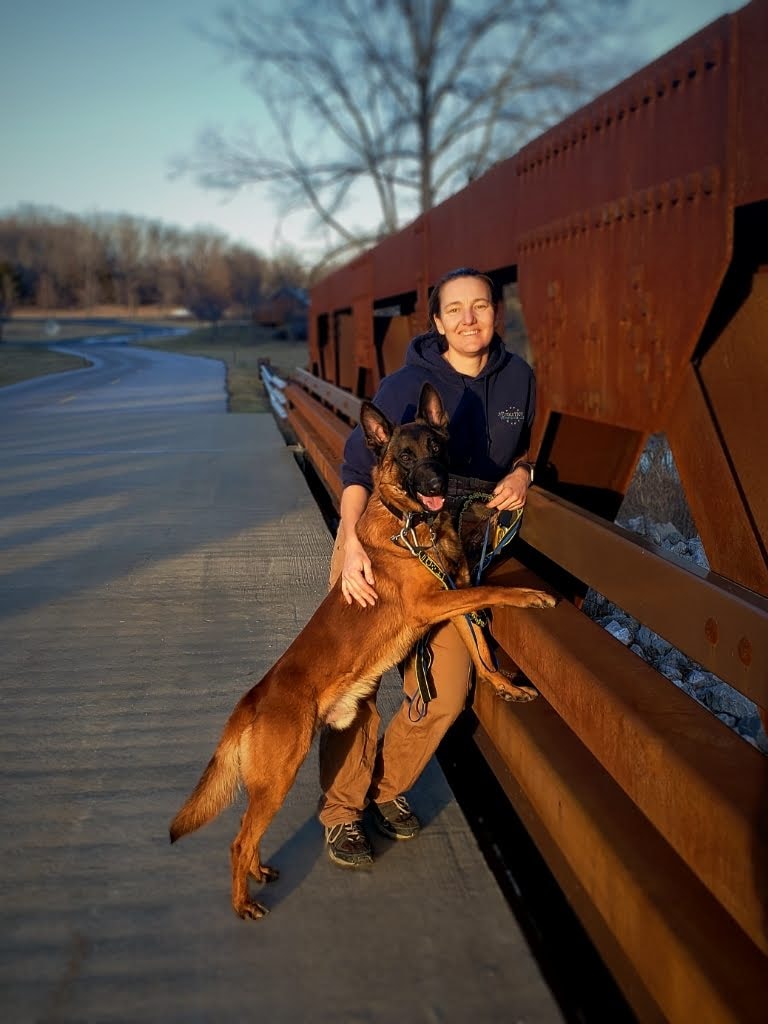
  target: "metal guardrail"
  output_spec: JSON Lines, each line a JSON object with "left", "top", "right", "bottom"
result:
{"left": 283, "top": 3, "right": 768, "bottom": 1020}
{"left": 259, "top": 362, "right": 288, "bottom": 419}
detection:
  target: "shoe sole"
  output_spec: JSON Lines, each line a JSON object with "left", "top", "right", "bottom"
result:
{"left": 327, "top": 848, "right": 374, "bottom": 868}
{"left": 371, "top": 818, "right": 420, "bottom": 841}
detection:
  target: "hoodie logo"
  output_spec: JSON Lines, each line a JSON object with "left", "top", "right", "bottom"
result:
{"left": 498, "top": 406, "right": 525, "bottom": 426}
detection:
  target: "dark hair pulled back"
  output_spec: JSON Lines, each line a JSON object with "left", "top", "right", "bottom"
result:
{"left": 426, "top": 266, "right": 500, "bottom": 332}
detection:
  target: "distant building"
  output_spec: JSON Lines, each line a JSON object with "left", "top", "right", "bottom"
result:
{"left": 254, "top": 287, "right": 309, "bottom": 339}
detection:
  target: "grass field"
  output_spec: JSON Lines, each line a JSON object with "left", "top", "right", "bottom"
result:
{"left": 0, "top": 318, "right": 309, "bottom": 411}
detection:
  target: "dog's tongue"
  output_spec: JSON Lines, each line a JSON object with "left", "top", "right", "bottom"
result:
{"left": 418, "top": 494, "right": 445, "bottom": 512}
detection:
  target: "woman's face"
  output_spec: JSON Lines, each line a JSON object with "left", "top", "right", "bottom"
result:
{"left": 433, "top": 275, "right": 497, "bottom": 358}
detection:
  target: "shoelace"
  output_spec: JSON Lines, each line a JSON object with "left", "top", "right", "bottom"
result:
{"left": 392, "top": 796, "right": 411, "bottom": 818}
{"left": 327, "top": 822, "right": 367, "bottom": 844}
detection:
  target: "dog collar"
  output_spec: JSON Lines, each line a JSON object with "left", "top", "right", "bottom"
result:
{"left": 381, "top": 498, "right": 439, "bottom": 529}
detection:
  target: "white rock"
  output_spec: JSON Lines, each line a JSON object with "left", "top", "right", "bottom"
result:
{"left": 606, "top": 620, "right": 633, "bottom": 645}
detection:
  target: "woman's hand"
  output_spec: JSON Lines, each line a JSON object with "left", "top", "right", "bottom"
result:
{"left": 485, "top": 465, "right": 531, "bottom": 511}
{"left": 340, "top": 535, "right": 378, "bottom": 607}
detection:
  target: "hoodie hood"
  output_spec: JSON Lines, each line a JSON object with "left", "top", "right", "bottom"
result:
{"left": 406, "top": 330, "right": 509, "bottom": 381}
{"left": 341, "top": 329, "right": 535, "bottom": 490}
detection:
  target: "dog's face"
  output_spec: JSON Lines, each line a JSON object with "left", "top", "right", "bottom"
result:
{"left": 361, "top": 383, "right": 450, "bottom": 514}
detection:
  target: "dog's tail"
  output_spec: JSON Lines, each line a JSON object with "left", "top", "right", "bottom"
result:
{"left": 169, "top": 706, "right": 247, "bottom": 843}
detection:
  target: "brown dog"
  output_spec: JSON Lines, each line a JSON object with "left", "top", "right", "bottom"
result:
{"left": 169, "top": 383, "right": 555, "bottom": 919}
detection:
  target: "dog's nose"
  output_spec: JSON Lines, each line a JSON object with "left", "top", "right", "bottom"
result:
{"left": 413, "top": 461, "right": 447, "bottom": 495}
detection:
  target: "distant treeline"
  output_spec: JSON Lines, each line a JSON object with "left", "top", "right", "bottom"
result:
{"left": 0, "top": 205, "right": 308, "bottom": 323}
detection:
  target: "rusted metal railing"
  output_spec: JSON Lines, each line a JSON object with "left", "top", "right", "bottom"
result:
{"left": 285, "top": 2, "right": 768, "bottom": 1020}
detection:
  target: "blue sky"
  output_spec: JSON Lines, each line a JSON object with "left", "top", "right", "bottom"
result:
{"left": 0, "top": 0, "right": 741, "bottom": 259}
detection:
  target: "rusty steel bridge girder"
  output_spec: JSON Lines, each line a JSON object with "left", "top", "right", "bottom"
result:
{"left": 308, "top": 0, "right": 768, "bottom": 596}
{"left": 293, "top": 2, "right": 768, "bottom": 1020}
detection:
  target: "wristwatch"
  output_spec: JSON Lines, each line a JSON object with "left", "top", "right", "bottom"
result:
{"left": 514, "top": 460, "right": 535, "bottom": 485}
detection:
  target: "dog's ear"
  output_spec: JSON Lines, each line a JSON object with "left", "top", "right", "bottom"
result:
{"left": 417, "top": 383, "right": 448, "bottom": 430}
{"left": 360, "top": 401, "right": 393, "bottom": 452}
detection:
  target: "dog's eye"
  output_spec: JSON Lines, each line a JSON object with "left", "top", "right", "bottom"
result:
{"left": 428, "top": 438, "right": 442, "bottom": 456}
{"left": 398, "top": 450, "right": 415, "bottom": 465}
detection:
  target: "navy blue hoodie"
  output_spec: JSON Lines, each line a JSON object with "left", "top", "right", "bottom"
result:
{"left": 342, "top": 330, "right": 535, "bottom": 490}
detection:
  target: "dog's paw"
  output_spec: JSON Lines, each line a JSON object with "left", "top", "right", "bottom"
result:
{"left": 496, "top": 685, "right": 538, "bottom": 703}
{"left": 235, "top": 900, "right": 269, "bottom": 920}
{"left": 249, "top": 863, "right": 279, "bottom": 884}
{"left": 486, "top": 671, "right": 538, "bottom": 703}
{"left": 520, "top": 589, "right": 557, "bottom": 609}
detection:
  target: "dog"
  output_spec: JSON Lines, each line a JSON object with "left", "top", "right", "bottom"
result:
{"left": 169, "top": 382, "right": 556, "bottom": 919}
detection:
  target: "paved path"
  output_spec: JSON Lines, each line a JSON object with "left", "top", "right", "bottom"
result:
{"left": 0, "top": 348, "right": 563, "bottom": 1023}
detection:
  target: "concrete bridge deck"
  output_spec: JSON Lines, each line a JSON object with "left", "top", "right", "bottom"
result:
{"left": 0, "top": 352, "right": 563, "bottom": 1023}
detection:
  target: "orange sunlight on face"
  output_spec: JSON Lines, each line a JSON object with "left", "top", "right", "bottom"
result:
{"left": 433, "top": 276, "right": 497, "bottom": 362}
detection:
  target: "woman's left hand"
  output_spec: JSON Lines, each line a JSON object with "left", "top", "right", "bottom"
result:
{"left": 486, "top": 466, "right": 531, "bottom": 511}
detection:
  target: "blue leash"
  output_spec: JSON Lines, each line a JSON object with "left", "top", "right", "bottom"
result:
{"left": 408, "top": 502, "right": 525, "bottom": 720}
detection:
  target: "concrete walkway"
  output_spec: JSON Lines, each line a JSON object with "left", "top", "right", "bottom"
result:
{"left": 0, "top": 353, "right": 563, "bottom": 1023}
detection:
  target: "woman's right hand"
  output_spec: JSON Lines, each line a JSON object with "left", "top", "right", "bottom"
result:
{"left": 340, "top": 536, "right": 378, "bottom": 607}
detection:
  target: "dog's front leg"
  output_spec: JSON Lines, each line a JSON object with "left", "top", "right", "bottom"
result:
{"left": 421, "top": 584, "right": 555, "bottom": 622}
{"left": 450, "top": 614, "right": 537, "bottom": 703}
{"left": 419, "top": 584, "right": 555, "bottom": 703}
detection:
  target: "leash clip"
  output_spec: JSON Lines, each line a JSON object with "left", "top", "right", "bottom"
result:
{"left": 391, "top": 513, "right": 436, "bottom": 555}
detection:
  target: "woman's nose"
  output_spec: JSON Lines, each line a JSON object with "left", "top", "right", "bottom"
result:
{"left": 461, "top": 306, "right": 475, "bottom": 324}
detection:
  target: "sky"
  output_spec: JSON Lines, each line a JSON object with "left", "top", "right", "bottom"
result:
{"left": 0, "top": 0, "right": 743, "bottom": 261}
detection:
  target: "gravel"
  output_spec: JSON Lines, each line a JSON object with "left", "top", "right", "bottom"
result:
{"left": 583, "top": 514, "right": 768, "bottom": 755}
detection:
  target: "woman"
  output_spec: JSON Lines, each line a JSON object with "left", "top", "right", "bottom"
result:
{"left": 319, "top": 267, "right": 536, "bottom": 867}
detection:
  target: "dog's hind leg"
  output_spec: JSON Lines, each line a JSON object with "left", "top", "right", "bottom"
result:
{"left": 229, "top": 710, "right": 315, "bottom": 920}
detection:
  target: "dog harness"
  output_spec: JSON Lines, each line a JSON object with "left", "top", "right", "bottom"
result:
{"left": 388, "top": 494, "right": 525, "bottom": 719}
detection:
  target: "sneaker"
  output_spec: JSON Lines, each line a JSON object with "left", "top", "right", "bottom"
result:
{"left": 371, "top": 795, "right": 421, "bottom": 840}
{"left": 325, "top": 821, "right": 373, "bottom": 867}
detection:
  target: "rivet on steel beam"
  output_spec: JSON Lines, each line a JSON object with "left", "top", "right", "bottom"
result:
{"left": 737, "top": 636, "right": 752, "bottom": 668}
{"left": 705, "top": 617, "right": 719, "bottom": 645}
{"left": 701, "top": 166, "right": 720, "bottom": 196}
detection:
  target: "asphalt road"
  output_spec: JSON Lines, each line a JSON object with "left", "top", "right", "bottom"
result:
{"left": 1, "top": 338, "right": 226, "bottom": 417}
{"left": 0, "top": 350, "right": 563, "bottom": 1023}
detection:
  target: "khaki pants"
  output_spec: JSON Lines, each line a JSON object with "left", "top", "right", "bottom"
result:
{"left": 317, "top": 523, "right": 473, "bottom": 828}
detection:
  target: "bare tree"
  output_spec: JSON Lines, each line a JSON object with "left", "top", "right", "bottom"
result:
{"left": 180, "top": 0, "right": 638, "bottom": 264}
{"left": 226, "top": 244, "right": 265, "bottom": 315}
{"left": 183, "top": 232, "right": 233, "bottom": 325}
{"left": 0, "top": 206, "right": 273, "bottom": 317}
{"left": 0, "top": 262, "right": 18, "bottom": 342}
